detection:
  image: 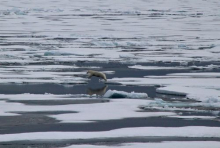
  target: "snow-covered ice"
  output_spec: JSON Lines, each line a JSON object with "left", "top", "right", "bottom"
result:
{"left": 103, "top": 90, "right": 148, "bottom": 99}
{"left": 109, "top": 72, "right": 220, "bottom": 103}
{"left": 0, "top": 99, "right": 175, "bottom": 122}
{"left": 189, "top": 64, "right": 220, "bottom": 70}
{"left": 1, "top": 0, "right": 220, "bottom": 146}
{"left": 0, "top": 93, "right": 93, "bottom": 101}
{"left": 64, "top": 141, "right": 220, "bottom": 148}
{"left": 0, "top": 126, "right": 220, "bottom": 142}
{"left": 128, "top": 65, "right": 186, "bottom": 70}
{"left": 1, "top": 0, "right": 220, "bottom": 64}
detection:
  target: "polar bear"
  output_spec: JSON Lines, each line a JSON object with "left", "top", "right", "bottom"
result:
{"left": 87, "top": 70, "right": 107, "bottom": 81}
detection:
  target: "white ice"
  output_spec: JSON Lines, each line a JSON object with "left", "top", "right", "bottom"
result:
{"left": 0, "top": 99, "right": 175, "bottom": 122}
{"left": 109, "top": 73, "right": 220, "bottom": 103}
{"left": 1, "top": 0, "right": 220, "bottom": 64}
{"left": 189, "top": 64, "right": 220, "bottom": 70}
{"left": 103, "top": 90, "right": 148, "bottom": 99}
{"left": 0, "top": 93, "right": 94, "bottom": 101}
{"left": 128, "top": 65, "right": 186, "bottom": 70}
{"left": 64, "top": 141, "right": 220, "bottom": 148}
{"left": 0, "top": 126, "right": 220, "bottom": 142}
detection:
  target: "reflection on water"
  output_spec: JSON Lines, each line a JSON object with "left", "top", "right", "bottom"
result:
{"left": 87, "top": 85, "right": 108, "bottom": 97}
{"left": 0, "top": 83, "right": 155, "bottom": 97}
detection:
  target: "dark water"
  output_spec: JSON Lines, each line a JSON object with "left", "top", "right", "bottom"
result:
{"left": 0, "top": 116, "right": 219, "bottom": 134}
{"left": 1, "top": 0, "right": 220, "bottom": 146}
{"left": 0, "top": 83, "right": 156, "bottom": 97}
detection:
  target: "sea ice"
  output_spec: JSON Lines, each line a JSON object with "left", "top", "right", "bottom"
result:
{"left": 0, "top": 93, "right": 91, "bottom": 101}
{"left": 0, "top": 126, "right": 220, "bottom": 142}
{"left": 156, "top": 86, "right": 220, "bottom": 103}
{"left": 64, "top": 141, "right": 220, "bottom": 148}
{"left": 128, "top": 65, "right": 186, "bottom": 70}
{"left": 103, "top": 90, "right": 148, "bottom": 99}
{"left": 119, "top": 54, "right": 136, "bottom": 59}
{"left": 189, "top": 64, "right": 220, "bottom": 70}
{"left": 0, "top": 98, "right": 175, "bottom": 122}
{"left": 44, "top": 51, "right": 84, "bottom": 56}
{"left": 109, "top": 73, "right": 220, "bottom": 103}
{"left": 168, "top": 72, "right": 220, "bottom": 78}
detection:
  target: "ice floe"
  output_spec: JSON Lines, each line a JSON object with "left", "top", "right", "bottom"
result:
{"left": 0, "top": 65, "right": 100, "bottom": 72}
{"left": 91, "top": 40, "right": 147, "bottom": 48}
{"left": 64, "top": 141, "right": 220, "bottom": 148}
{"left": 0, "top": 0, "right": 220, "bottom": 145}
{"left": 119, "top": 54, "right": 137, "bottom": 59}
{"left": 139, "top": 98, "right": 202, "bottom": 112}
{"left": 169, "top": 116, "right": 216, "bottom": 120}
{"left": 156, "top": 85, "right": 220, "bottom": 103}
{"left": 0, "top": 71, "right": 88, "bottom": 84}
{"left": 168, "top": 72, "right": 220, "bottom": 78}
{"left": 44, "top": 51, "right": 84, "bottom": 56}
{"left": 0, "top": 93, "right": 91, "bottom": 101}
{"left": 0, "top": 8, "right": 63, "bottom": 16}
{"left": 109, "top": 71, "right": 220, "bottom": 103}
{"left": 139, "top": 97, "right": 220, "bottom": 115}
{"left": 97, "top": 9, "right": 141, "bottom": 15}
{"left": 1, "top": 0, "right": 220, "bottom": 65}
{"left": 128, "top": 65, "right": 186, "bottom": 70}
{"left": 108, "top": 77, "right": 220, "bottom": 89}
{"left": 0, "top": 126, "right": 220, "bottom": 142}
{"left": 189, "top": 64, "right": 220, "bottom": 70}
{"left": 0, "top": 98, "right": 176, "bottom": 122}
{"left": 49, "top": 99, "right": 173, "bottom": 123}
{"left": 0, "top": 65, "right": 116, "bottom": 84}
{"left": 103, "top": 90, "right": 148, "bottom": 99}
